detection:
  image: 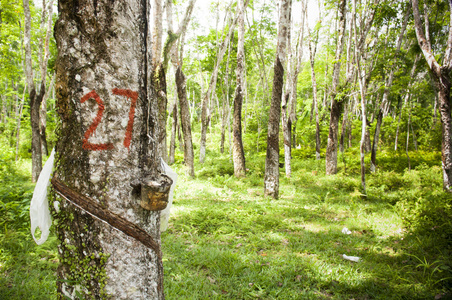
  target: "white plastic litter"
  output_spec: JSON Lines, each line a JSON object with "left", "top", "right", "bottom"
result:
{"left": 342, "top": 227, "right": 352, "bottom": 235}
{"left": 342, "top": 254, "right": 360, "bottom": 262}
{"left": 30, "top": 148, "right": 55, "bottom": 245}
{"left": 160, "top": 159, "right": 177, "bottom": 232}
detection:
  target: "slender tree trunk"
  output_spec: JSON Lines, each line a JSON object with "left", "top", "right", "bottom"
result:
{"left": 40, "top": 74, "right": 54, "bottom": 157}
{"left": 232, "top": 0, "right": 246, "bottom": 177}
{"left": 152, "top": 0, "right": 166, "bottom": 161}
{"left": 200, "top": 2, "right": 249, "bottom": 163}
{"left": 23, "top": 0, "right": 42, "bottom": 182}
{"left": 40, "top": 96, "right": 48, "bottom": 157}
{"left": 406, "top": 102, "right": 412, "bottom": 171}
{"left": 53, "top": 1, "right": 165, "bottom": 298}
{"left": 15, "top": 86, "right": 26, "bottom": 162}
{"left": 353, "top": 0, "right": 367, "bottom": 194}
{"left": 325, "top": 0, "right": 346, "bottom": 175}
{"left": 308, "top": 36, "right": 321, "bottom": 160}
{"left": 169, "top": 96, "right": 177, "bottom": 164}
{"left": 165, "top": 0, "right": 196, "bottom": 175}
{"left": 287, "top": 2, "right": 306, "bottom": 155}
{"left": 220, "top": 92, "right": 227, "bottom": 153}
{"left": 339, "top": 102, "right": 348, "bottom": 153}
{"left": 411, "top": 0, "right": 452, "bottom": 191}
{"left": 176, "top": 67, "right": 195, "bottom": 177}
{"left": 156, "top": 0, "right": 196, "bottom": 162}
{"left": 264, "top": 0, "right": 292, "bottom": 199}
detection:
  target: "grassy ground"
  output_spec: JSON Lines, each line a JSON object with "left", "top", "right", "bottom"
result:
{"left": 1, "top": 144, "right": 451, "bottom": 299}
{"left": 162, "top": 152, "right": 451, "bottom": 299}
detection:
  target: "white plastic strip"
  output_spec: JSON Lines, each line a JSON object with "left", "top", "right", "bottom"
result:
{"left": 30, "top": 148, "right": 55, "bottom": 245}
{"left": 160, "top": 159, "right": 177, "bottom": 232}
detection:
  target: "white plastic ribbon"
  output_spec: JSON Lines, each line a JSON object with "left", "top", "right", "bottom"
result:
{"left": 342, "top": 254, "right": 360, "bottom": 262}
{"left": 30, "top": 148, "right": 55, "bottom": 245}
{"left": 160, "top": 159, "right": 177, "bottom": 232}
{"left": 342, "top": 227, "right": 352, "bottom": 235}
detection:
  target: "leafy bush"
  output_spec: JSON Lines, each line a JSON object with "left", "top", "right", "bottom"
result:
{"left": 394, "top": 165, "right": 451, "bottom": 246}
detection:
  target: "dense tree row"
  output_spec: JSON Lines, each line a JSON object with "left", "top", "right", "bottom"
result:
{"left": 1, "top": 0, "right": 450, "bottom": 189}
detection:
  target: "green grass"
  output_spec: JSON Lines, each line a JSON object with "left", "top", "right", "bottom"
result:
{"left": 1, "top": 143, "right": 451, "bottom": 299}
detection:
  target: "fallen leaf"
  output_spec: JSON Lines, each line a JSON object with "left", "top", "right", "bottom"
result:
{"left": 295, "top": 275, "right": 302, "bottom": 282}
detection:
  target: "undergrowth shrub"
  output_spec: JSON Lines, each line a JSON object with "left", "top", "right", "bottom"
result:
{"left": 368, "top": 171, "right": 411, "bottom": 191}
{"left": 394, "top": 165, "right": 451, "bottom": 245}
{"left": 0, "top": 146, "right": 34, "bottom": 232}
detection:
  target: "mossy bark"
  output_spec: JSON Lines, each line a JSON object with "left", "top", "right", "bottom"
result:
{"left": 53, "top": 1, "right": 164, "bottom": 299}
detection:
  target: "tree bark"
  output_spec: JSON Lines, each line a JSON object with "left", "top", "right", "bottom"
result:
{"left": 169, "top": 95, "right": 177, "bottom": 164}
{"left": 308, "top": 21, "right": 321, "bottom": 161}
{"left": 176, "top": 67, "right": 195, "bottom": 177}
{"left": 353, "top": 0, "right": 368, "bottom": 193}
{"left": 165, "top": 0, "right": 196, "bottom": 175}
{"left": 411, "top": 0, "right": 452, "bottom": 192}
{"left": 339, "top": 102, "right": 348, "bottom": 153}
{"left": 15, "top": 86, "right": 27, "bottom": 162}
{"left": 325, "top": 0, "right": 346, "bottom": 175}
{"left": 53, "top": 1, "right": 165, "bottom": 298}
{"left": 23, "top": 0, "right": 42, "bottom": 182}
{"left": 264, "top": 0, "right": 292, "bottom": 199}
{"left": 232, "top": 0, "right": 247, "bottom": 177}
{"left": 151, "top": 0, "right": 166, "bottom": 162}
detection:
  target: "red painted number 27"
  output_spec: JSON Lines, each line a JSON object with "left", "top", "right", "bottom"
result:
{"left": 80, "top": 89, "right": 138, "bottom": 151}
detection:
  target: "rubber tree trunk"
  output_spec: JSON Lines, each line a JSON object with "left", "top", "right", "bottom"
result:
{"left": 308, "top": 38, "right": 321, "bottom": 160}
{"left": 23, "top": 0, "right": 43, "bottom": 182}
{"left": 153, "top": 64, "right": 168, "bottom": 162}
{"left": 176, "top": 67, "right": 195, "bottom": 177}
{"left": 232, "top": 0, "right": 246, "bottom": 177}
{"left": 53, "top": 1, "right": 165, "bottom": 298}
{"left": 353, "top": 0, "right": 367, "bottom": 194}
{"left": 264, "top": 0, "right": 292, "bottom": 199}
{"left": 339, "top": 102, "right": 348, "bottom": 153}
{"left": 411, "top": 0, "right": 452, "bottom": 192}
{"left": 169, "top": 96, "right": 177, "bottom": 164}
{"left": 325, "top": 0, "right": 346, "bottom": 175}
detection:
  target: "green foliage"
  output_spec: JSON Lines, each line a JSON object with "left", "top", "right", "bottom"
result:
{"left": 0, "top": 141, "right": 57, "bottom": 299}
{"left": 162, "top": 146, "right": 451, "bottom": 299}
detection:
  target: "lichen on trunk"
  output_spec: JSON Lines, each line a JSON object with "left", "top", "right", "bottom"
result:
{"left": 53, "top": 1, "right": 164, "bottom": 298}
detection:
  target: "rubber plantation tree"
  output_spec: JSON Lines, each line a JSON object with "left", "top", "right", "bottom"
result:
{"left": 264, "top": 0, "right": 292, "bottom": 199}
{"left": 53, "top": 0, "right": 169, "bottom": 298}
{"left": 199, "top": 1, "right": 249, "bottom": 163}
{"left": 151, "top": 0, "right": 167, "bottom": 162}
{"left": 232, "top": 0, "right": 247, "bottom": 178}
{"left": 325, "top": 0, "right": 347, "bottom": 175}
{"left": 166, "top": 0, "right": 196, "bottom": 177}
{"left": 23, "top": 0, "right": 53, "bottom": 182}
{"left": 411, "top": 0, "right": 452, "bottom": 192}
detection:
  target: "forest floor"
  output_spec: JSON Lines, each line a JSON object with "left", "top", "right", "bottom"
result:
{"left": 1, "top": 146, "right": 451, "bottom": 299}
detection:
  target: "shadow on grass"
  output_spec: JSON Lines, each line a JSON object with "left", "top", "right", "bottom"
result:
{"left": 163, "top": 192, "right": 446, "bottom": 299}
